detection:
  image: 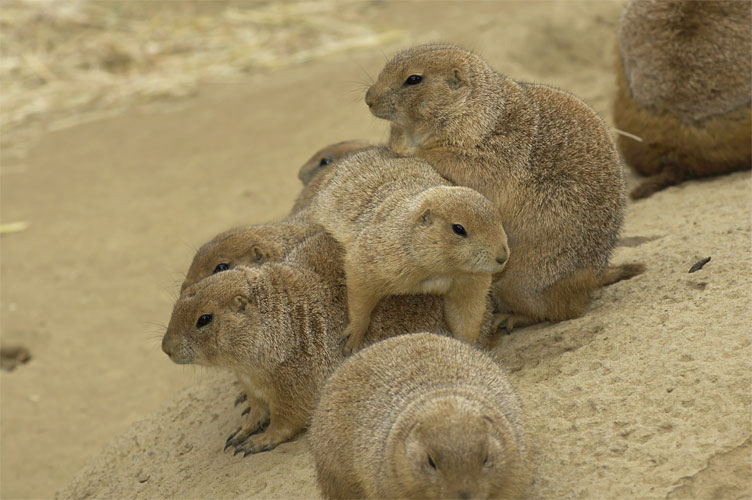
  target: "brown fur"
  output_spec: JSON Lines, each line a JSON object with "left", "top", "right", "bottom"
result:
{"left": 366, "top": 43, "right": 635, "bottom": 330}
{"left": 180, "top": 212, "right": 319, "bottom": 291}
{"left": 162, "top": 232, "right": 496, "bottom": 455}
{"left": 311, "top": 146, "right": 508, "bottom": 353}
{"left": 291, "top": 140, "right": 372, "bottom": 215}
{"left": 309, "top": 333, "right": 529, "bottom": 500}
{"left": 614, "top": 0, "right": 752, "bottom": 199}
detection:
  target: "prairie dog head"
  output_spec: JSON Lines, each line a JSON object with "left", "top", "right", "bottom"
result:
{"left": 163, "top": 267, "right": 263, "bottom": 367}
{"left": 181, "top": 226, "right": 282, "bottom": 292}
{"left": 365, "top": 44, "right": 498, "bottom": 141}
{"left": 388, "top": 396, "right": 515, "bottom": 500}
{"left": 297, "top": 140, "right": 372, "bottom": 185}
{"left": 411, "top": 186, "right": 508, "bottom": 274}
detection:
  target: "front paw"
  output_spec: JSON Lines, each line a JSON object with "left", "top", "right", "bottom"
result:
{"left": 233, "top": 431, "right": 283, "bottom": 457}
{"left": 224, "top": 411, "right": 270, "bottom": 453}
{"left": 342, "top": 332, "right": 364, "bottom": 355}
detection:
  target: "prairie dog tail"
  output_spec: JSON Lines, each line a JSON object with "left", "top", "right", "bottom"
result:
{"left": 597, "top": 263, "right": 646, "bottom": 287}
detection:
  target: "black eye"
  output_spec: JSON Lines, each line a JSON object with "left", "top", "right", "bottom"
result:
{"left": 319, "top": 157, "right": 332, "bottom": 166}
{"left": 213, "top": 263, "right": 230, "bottom": 274}
{"left": 196, "top": 314, "right": 213, "bottom": 328}
{"left": 404, "top": 74, "right": 423, "bottom": 85}
{"left": 452, "top": 224, "right": 467, "bottom": 236}
{"left": 427, "top": 454, "right": 436, "bottom": 469}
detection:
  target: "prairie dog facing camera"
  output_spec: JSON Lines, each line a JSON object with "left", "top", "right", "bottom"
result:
{"left": 310, "top": 146, "right": 508, "bottom": 353}
{"left": 309, "top": 332, "right": 529, "bottom": 500}
{"left": 366, "top": 44, "right": 642, "bottom": 331}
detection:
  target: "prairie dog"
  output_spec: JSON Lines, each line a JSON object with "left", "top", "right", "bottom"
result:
{"left": 180, "top": 213, "right": 319, "bottom": 291}
{"left": 163, "top": 232, "right": 496, "bottom": 455}
{"left": 366, "top": 44, "right": 641, "bottom": 331}
{"left": 614, "top": 0, "right": 752, "bottom": 199}
{"left": 311, "top": 147, "right": 508, "bottom": 353}
{"left": 309, "top": 332, "right": 529, "bottom": 500}
{"left": 291, "top": 140, "right": 372, "bottom": 215}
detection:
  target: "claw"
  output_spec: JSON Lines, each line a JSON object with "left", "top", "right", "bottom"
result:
{"left": 234, "top": 392, "right": 247, "bottom": 407}
{"left": 234, "top": 446, "right": 246, "bottom": 456}
{"left": 241, "top": 407, "right": 250, "bottom": 416}
{"left": 224, "top": 428, "right": 241, "bottom": 450}
{"left": 231, "top": 434, "right": 250, "bottom": 448}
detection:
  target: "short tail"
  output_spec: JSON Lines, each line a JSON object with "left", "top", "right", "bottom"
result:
{"left": 597, "top": 262, "right": 646, "bottom": 287}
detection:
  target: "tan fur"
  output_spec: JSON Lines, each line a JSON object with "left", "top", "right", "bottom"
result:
{"left": 366, "top": 43, "right": 635, "bottom": 330}
{"left": 614, "top": 0, "right": 752, "bottom": 199}
{"left": 309, "top": 333, "right": 529, "bottom": 500}
{"left": 291, "top": 140, "right": 372, "bottom": 215}
{"left": 163, "top": 232, "right": 496, "bottom": 455}
{"left": 180, "top": 212, "right": 319, "bottom": 291}
{"left": 310, "top": 146, "right": 508, "bottom": 353}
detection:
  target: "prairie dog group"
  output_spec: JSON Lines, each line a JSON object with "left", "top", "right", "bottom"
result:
{"left": 613, "top": 0, "right": 751, "bottom": 199}
{"left": 311, "top": 146, "right": 508, "bottom": 353}
{"left": 365, "top": 43, "right": 638, "bottom": 330}
{"left": 309, "top": 333, "right": 529, "bottom": 500}
{"left": 164, "top": 232, "right": 497, "bottom": 454}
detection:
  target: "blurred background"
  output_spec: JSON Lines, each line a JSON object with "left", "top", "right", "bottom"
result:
{"left": 2, "top": 1, "right": 634, "bottom": 498}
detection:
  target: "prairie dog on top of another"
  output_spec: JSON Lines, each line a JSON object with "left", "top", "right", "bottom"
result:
{"left": 309, "top": 332, "right": 529, "bottom": 500}
{"left": 614, "top": 0, "right": 751, "bottom": 199}
{"left": 310, "top": 146, "right": 508, "bottom": 353}
{"left": 163, "top": 232, "right": 497, "bottom": 456}
{"left": 366, "top": 44, "right": 641, "bottom": 331}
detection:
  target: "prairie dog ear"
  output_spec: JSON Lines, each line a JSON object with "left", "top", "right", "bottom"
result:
{"left": 250, "top": 245, "right": 272, "bottom": 264}
{"left": 419, "top": 208, "right": 433, "bottom": 226}
{"left": 233, "top": 295, "right": 250, "bottom": 313}
{"left": 403, "top": 421, "right": 425, "bottom": 457}
{"left": 447, "top": 68, "right": 465, "bottom": 89}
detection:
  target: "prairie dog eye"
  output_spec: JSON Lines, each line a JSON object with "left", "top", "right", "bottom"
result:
{"left": 404, "top": 74, "right": 423, "bottom": 85}
{"left": 319, "top": 157, "right": 332, "bottom": 166}
{"left": 427, "top": 454, "right": 437, "bottom": 469}
{"left": 452, "top": 224, "right": 467, "bottom": 236}
{"left": 213, "top": 263, "right": 230, "bottom": 273}
{"left": 196, "top": 314, "right": 213, "bottom": 328}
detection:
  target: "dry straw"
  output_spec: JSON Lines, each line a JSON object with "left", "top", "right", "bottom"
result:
{"left": 0, "top": 0, "right": 401, "bottom": 167}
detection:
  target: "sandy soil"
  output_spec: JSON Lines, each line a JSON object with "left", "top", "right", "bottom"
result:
{"left": 1, "top": 1, "right": 750, "bottom": 499}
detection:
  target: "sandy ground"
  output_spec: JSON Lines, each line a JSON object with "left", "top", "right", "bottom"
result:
{"left": 1, "top": 1, "right": 750, "bottom": 499}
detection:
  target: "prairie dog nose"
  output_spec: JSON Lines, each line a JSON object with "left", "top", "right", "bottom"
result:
{"left": 365, "top": 86, "right": 375, "bottom": 107}
{"left": 495, "top": 244, "right": 510, "bottom": 268}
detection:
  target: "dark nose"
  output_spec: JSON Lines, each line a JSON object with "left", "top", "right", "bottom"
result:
{"left": 365, "top": 86, "right": 374, "bottom": 107}
{"left": 457, "top": 490, "right": 471, "bottom": 500}
{"left": 161, "top": 334, "right": 172, "bottom": 356}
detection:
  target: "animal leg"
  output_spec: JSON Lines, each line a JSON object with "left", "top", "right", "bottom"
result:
{"left": 630, "top": 162, "right": 686, "bottom": 199}
{"left": 443, "top": 275, "right": 491, "bottom": 345}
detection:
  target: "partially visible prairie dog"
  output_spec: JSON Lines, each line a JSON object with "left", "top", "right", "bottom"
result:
{"left": 180, "top": 213, "right": 320, "bottom": 291}
{"left": 291, "top": 140, "right": 372, "bottom": 215}
{"left": 297, "top": 140, "right": 372, "bottom": 185}
{"left": 366, "top": 44, "right": 639, "bottom": 331}
{"left": 163, "top": 232, "right": 496, "bottom": 455}
{"left": 309, "top": 333, "right": 529, "bottom": 500}
{"left": 614, "top": 0, "right": 752, "bottom": 200}
{"left": 311, "top": 147, "right": 509, "bottom": 353}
